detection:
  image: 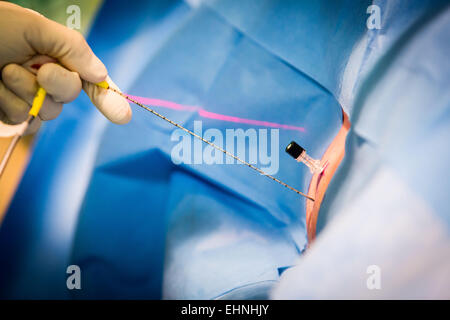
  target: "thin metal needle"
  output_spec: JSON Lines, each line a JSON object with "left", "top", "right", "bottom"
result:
{"left": 108, "top": 87, "right": 315, "bottom": 202}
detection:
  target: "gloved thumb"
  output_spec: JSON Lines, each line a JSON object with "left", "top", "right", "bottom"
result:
{"left": 83, "top": 77, "right": 132, "bottom": 125}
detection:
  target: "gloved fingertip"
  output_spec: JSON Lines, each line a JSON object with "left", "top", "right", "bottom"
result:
{"left": 115, "top": 103, "right": 132, "bottom": 125}
{"left": 101, "top": 77, "right": 132, "bottom": 124}
{"left": 103, "top": 90, "right": 132, "bottom": 124}
{"left": 83, "top": 77, "right": 132, "bottom": 124}
{"left": 1, "top": 64, "right": 20, "bottom": 81}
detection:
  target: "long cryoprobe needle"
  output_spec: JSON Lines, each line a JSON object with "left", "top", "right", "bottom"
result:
{"left": 106, "top": 86, "right": 315, "bottom": 202}
{"left": 0, "top": 81, "right": 314, "bottom": 201}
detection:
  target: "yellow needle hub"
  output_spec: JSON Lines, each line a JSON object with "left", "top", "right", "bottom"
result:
{"left": 28, "top": 81, "right": 110, "bottom": 119}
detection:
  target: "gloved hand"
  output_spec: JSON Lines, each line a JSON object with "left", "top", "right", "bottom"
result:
{"left": 0, "top": 2, "right": 132, "bottom": 134}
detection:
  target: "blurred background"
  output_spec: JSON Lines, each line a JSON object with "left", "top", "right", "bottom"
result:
{"left": 0, "top": 0, "right": 448, "bottom": 299}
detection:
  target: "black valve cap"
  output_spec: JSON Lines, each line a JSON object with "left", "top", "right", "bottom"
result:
{"left": 285, "top": 141, "right": 304, "bottom": 159}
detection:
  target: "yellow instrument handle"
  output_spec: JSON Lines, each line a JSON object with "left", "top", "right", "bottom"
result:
{"left": 28, "top": 81, "right": 109, "bottom": 118}
{"left": 29, "top": 87, "right": 47, "bottom": 117}
{"left": 96, "top": 80, "right": 109, "bottom": 89}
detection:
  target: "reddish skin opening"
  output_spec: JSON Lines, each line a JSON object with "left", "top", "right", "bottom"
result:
{"left": 30, "top": 64, "right": 42, "bottom": 70}
{"left": 305, "top": 109, "right": 350, "bottom": 245}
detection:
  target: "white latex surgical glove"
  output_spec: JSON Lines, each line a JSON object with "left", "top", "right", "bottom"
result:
{"left": 0, "top": 2, "right": 132, "bottom": 135}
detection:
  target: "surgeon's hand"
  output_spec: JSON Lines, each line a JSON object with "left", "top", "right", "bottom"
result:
{"left": 0, "top": 2, "right": 132, "bottom": 133}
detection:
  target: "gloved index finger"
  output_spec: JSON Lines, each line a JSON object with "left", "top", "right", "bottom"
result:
{"left": 25, "top": 11, "right": 107, "bottom": 84}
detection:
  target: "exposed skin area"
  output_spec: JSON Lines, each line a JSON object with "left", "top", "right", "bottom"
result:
{"left": 305, "top": 109, "right": 350, "bottom": 244}
{"left": 0, "top": 135, "right": 34, "bottom": 222}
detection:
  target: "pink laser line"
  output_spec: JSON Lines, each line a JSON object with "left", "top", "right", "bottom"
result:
{"left": 126, "top": 94, "right": 306, "bottom": 133}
